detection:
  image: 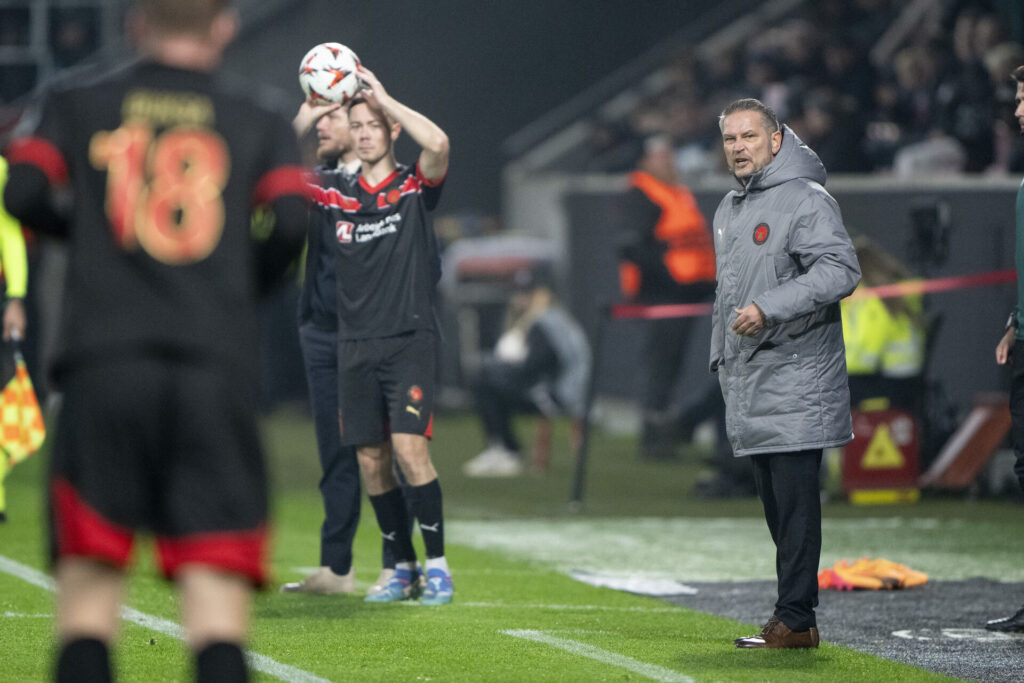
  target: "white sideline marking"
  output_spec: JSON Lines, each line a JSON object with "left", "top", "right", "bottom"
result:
{"left": 0, "top": 554, "right": 331, "bottom": 683}
{"left": 3, "top": 611, "right": 50, "bottom": 618}
{"left": 503, "top": 629, "right": 694, "bottom": 683}
{"left": 463, "top": 601, "right": 681, "bottom": 613}
{"left": 893, "top": 628, "right": 1024, "bottom": 642}
{"left": 451, "top": 517, "right": 1024, "bottom": 582}
{"left": 569, "top": 570, "right": 699, "bottom": 596}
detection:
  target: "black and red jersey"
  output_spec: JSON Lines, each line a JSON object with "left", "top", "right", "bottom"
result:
{"left": 298, "top": 161, "right": 358, "bottom": 331}
{"left": 4, "top": 59, "right": 309, "bottom": 376}
{"left": 311, "top": 163, "right": 443, "bottom": 340}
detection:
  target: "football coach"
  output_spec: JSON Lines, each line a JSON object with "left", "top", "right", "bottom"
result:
{"left": 710, "top": 97, "right": 860, "bottom": 649}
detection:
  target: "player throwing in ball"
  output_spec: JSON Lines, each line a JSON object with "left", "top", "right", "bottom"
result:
{"left": 314, "top": 64, "right": 452, "bottom": 604}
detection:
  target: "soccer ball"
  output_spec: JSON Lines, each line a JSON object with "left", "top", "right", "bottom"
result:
{"left": 298, "top": 42, "right": 362, "bottom": 104}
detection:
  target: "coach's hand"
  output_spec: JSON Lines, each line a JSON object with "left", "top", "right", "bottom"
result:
{"left": 732, "top": 303, "right": 766, "bottom": 337}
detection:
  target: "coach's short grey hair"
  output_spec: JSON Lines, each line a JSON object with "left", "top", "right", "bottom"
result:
{"left": 718, "top": 98, "right": 780, "bottom": 134}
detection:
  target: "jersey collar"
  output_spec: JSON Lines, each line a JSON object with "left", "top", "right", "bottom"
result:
{"left": 359, "top": 168, "right": 401, "bottom": 194}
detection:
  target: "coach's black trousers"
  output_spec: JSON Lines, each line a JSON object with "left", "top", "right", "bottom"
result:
{"left": 299, "top": 323, "right": 361, "bottom": 575}
{"left": 750, "top": 449, "right": 822, "bottom": 632}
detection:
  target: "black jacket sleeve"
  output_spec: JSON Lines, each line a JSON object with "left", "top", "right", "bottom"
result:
{"left": 3, "top": 162, "right": 70, "bottom": 237}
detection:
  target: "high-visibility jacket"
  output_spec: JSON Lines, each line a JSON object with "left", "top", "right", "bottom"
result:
{"left": 0, "top": 157, "right": 28, "bottom": 300}
{"left": 842, "top": 287, "right": 925, "bottom": 378}
{"left": 619, "top": 171, "right": 716, "bottom": 299}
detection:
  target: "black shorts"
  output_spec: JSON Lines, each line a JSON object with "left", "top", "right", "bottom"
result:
{"left": 49, "top": 355, "right": 269, "bottom": 586}
{"left": 337, "top": 329, "right": 436, "bottom": 446}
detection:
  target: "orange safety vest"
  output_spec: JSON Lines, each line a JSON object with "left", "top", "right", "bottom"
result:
{"left": 619, "top": 171, "right": 716, "bottom": 298}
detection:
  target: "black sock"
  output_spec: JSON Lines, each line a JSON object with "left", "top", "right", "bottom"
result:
{"left": 196, "top": 642, "right": 247, "bottom": 683}
{"left": 408, "top": 479, "right": 445, "bottom": 559}
{"left": 56, "top": 638, "right": 111, "bottom": 683}
{"left": 368, "top": 487, "right": 416, "bottom": 563}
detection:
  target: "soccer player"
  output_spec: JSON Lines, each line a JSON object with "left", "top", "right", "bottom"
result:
{"left": 283, "top": 98, "right": 402, "bottom": 596}
{"left": 3, "top": 1, "right": 309, "bottom": 681}
{"left": 311, "top": 64, "right": 453, "bottom": 604}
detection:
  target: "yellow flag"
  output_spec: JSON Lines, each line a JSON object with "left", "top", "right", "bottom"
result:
{"left": 0, "top": 347, "right": 45, "bottom": 465}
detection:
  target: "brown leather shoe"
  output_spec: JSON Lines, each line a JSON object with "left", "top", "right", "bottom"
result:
{"left": 733, "top": 615, "right": 781, "bottom": 644}
{"left": 735, "top": 618, "right": 819, "bottom": 649}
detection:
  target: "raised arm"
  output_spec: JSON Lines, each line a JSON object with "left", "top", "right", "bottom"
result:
{"left": 292, "top": 99, "right": 341, "bottom": 139}
{"left": 356, "top": 65, "right": 449, "bottom": 181}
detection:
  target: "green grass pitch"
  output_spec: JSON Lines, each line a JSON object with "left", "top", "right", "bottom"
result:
{"left": 3, "top": 407, "right": 1017, "bottom": 681}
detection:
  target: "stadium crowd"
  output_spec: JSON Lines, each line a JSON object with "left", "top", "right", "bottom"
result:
{"left": 581, "top": 0, "right": 1024, "bottom": 178}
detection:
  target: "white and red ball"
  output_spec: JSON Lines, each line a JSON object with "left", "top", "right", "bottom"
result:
{"left": 298, "top": 42, "right": 361, "bottom": 104}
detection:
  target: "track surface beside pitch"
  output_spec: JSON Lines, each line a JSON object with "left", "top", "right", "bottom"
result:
{"left": 667, "top": 578, "right": 1024, "bottom": 682}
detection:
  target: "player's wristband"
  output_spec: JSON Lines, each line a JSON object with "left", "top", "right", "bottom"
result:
{"left": 1007, "top": 310, "right": 1018, "bottom": 331}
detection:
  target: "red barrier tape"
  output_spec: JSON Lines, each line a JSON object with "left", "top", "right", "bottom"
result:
{"left": 609, "top": 269, "right": 1018, "bottom": 320}
{"left": 844, "top": 269, "right": 1017, "bottom": 300}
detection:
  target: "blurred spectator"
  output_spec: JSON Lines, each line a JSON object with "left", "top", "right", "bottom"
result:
{"left": 863, "top": 77, "right": 906, "bottom": 169}
{"left": 841, "top": 236, "right": 927, "bottom": 414}
{"left": 696, "top": 46, "right": 742, "bottom": 99}
{"left": 741, "top": 50, "right": 789, "bottom": 119}
{"left": 891, "top": 44, "right": 943, "bottom": 143}
{"left": 615, "top": 136, "right": 716, "bottom": 461}
{"left": 794, "top": 86, "right": 871, "bottom": 173}
{"left": 664, "top": 98, "right": 719, "bottom": 177}
{"left": 463, "top": 267, "right": 590, "bottom": 478}
{"left": 935, "top": 8, "right": 999, "bottom": 171}
{"left": 820, "top": 35, "right": 875, "bottom": 112}
{"left": 985, "top": 41, "right": 1024, "bottom": 171}
{"left": 847, "top": 0, "right": 901, "bottom": 55}
{"left": 49, "top": 8, "right": 99, "bottom": 68}
{"left": 892, "top": 132, "right": 967, "bottom": 176}
{"left": 569, "top": 0, "right": 1024, "bottom": 181}
{"left": 583, "top": 118, "right": 643, "bottom": 173}
{"left": 811, "top": 0, "right": 897, "bottom": 57}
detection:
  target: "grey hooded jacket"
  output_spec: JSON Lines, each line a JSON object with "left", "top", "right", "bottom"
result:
{"left": 710, "top": 125, "right": 861, "bottom": 457}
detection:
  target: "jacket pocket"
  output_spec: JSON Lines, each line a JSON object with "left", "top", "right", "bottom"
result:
{"left": 742, "top": 342, "right": 811, "bottom": 424}
{"left": 772, "top": 253, "right": 799, "bottom": 284}
{"left": 745, "top": 338, "right": 800, "bottom": 365}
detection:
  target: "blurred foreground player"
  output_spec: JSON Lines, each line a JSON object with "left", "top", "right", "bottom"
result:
{"left": 990, "top": 64, "right": 1024, "bottom": 634}
{"left": 3, "top": 1, "right": 310, "bottom": 681}
{"left": 315, "top": 65, "right": 453, "bottom": 604}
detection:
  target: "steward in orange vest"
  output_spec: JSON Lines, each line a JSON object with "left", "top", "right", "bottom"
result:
{"left": 618, "top": 168, "right": 716, "bottom": 304}
{"left": 615, "top": 138, "right": 720, "bottom": 462}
